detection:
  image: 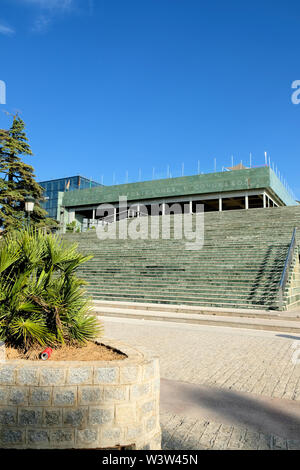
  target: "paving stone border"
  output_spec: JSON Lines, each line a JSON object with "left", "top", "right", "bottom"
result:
{"left": 0, "top": 338, "right": 161, "bottom": 450}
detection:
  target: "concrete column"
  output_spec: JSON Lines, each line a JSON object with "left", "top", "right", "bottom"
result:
{"left": 162, "top": 202, "right": 166, "bottom": 215}
{"left": 69, "top": 210, "right": 75, "bottom": 223}
{"left": 137, "top": 203, "right": 140, "bottom": 217}
{"left": 114, "top": 207, "right": 117, "bottom": 222}
{"left": 245, "top": 195, "right": 249, "bottom": 210}
{"left": 189, "top": 201, "right": 193, "bottom": 214}
{"left": 219, "top": 198, "right": 222, "bottom": 212}
{"left": 92, "top": 209, "right": 95, "bottom": 220}
{"left": 263, "top": 193, "right": 266, "bottom": 208}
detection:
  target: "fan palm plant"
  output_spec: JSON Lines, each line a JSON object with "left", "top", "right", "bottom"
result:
{"left": 0, "top": 228, "right": 102, "bottom": 352}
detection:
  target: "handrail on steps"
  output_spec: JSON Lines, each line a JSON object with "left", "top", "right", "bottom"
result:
{"left": 278, "top": 227, "right": 297, "bottom": 310}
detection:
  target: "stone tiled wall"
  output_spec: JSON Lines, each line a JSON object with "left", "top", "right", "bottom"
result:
{"left": 62, "top": 167, "right": 282, "bottom": 207}
{"left": 0, "top": 339, "right": 161, "bottom": 450}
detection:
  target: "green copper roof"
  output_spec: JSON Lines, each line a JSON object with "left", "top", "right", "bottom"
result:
{"left": 62, "top": 166, "right": 296, "bottom": 208}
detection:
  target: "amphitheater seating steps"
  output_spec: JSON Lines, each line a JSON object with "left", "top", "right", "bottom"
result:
{"left": 63, "top": 205, "right": 300, "bottom": 311}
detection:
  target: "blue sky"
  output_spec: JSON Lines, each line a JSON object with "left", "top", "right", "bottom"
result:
{"left": 0, "top": 0, "right": 300, "bottom": 197}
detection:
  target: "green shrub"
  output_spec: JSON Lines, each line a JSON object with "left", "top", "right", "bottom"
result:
{"left": 66, "top": 221, "right": 77, "bottom": 232}
{"left": 0, "top": 229, "right": 102, "bottom": 351}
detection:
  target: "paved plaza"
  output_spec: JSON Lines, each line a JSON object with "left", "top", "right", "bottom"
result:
{"left": 103, "top": 317, "right": 300, "bottom": 450}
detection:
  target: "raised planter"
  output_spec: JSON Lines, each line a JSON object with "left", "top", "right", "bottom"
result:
{"left": 0, "top": 338, "right": 161, "bottom": 450}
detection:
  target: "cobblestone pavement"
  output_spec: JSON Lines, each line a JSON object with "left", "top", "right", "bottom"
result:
{"left": 103, "top": 318, "right": 300, "bottom": 401}
{"left": 103, "top": 317, "right": 300, "bottom": 450}
{"left": 160, "top": 413, "right": 300, "bottom": 450}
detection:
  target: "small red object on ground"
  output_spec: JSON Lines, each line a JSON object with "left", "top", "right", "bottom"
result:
{"left": 40, "top": 347, "right": 53, "bottom": 360}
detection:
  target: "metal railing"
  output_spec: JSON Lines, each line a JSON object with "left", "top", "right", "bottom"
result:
{"left": 278, "top": 227, "right": 297, "bottom": 310}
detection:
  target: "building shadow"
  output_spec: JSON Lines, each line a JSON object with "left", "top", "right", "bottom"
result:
{"left": 277, "top": 334, "right": 300, "bottom": 341}
{"left": 161, "top": 379, "right": 300, "bottom": 444}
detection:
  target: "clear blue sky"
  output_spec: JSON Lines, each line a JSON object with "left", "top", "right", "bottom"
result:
{"left": 0, "top": 0, "right": 299, "bottom": 197}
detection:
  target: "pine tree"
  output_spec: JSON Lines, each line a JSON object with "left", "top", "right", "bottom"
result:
{"left": 0, "top": 115, "right": 57, "bottom": 232}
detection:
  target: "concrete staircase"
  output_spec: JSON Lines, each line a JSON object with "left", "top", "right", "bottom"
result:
{"left": 92, "top": 300, "right": 300, "bottom": 333}
{"left": 63, "top": 205, "right": 300, "bottom": 311}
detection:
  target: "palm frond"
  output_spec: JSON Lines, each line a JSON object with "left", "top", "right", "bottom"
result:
{"left": 0, "top": 228, "right": 101, "bottom": 350}
{"left": 9, "top": 315, "right": 55, "bottom": 349}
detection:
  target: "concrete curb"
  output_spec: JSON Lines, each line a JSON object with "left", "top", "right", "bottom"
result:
{"left": 93, "top": 304, "right": 300, "bottom": 334}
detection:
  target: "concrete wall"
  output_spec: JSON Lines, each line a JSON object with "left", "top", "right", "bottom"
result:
{"left": 269, "top": 169, "right": 296, "bottom": 206}
{"left": 0, "top": 339, "right": 161, "bottom": 450}
{"left": 285, "top": 248, "right": 300, "bottom": 310}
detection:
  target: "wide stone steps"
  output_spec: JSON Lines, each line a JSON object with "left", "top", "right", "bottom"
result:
{"left": 81, "top": 272, "right": 282, "bottom": 282}
{"left": 83, "top": 275, "right": 281, "bottom": 286}
{"left": 78, "top": 255, "right": 285, "bottom": 265}
{"left": 85, "top": 284, "right": 280, "bottom": 298}
{"left": 80, "top": 271, "right": 281, "bottom": 279}
{"left": 78, "top": 261, "right": 285, "bottom": 268}
{"left": 80, "top": 276, "right": 282, "bottom": 286}
{"left": 81, "top": 273, "right": 281, "bottom": 281}
{"left": 63, "top": 206, "right": 300, "bottom": 311}
{"left": 78, "top": 263, "right": 283, "bottom": 271}
{"left": 86, "top": 283, "right": 280, "bottom": 299}
{"left": 74, "top": 241, "right": 290, "bottom": 248}
{"left": 88, "top": 290, "right": 281, "bottom": 309}
{"left": 73, "top": 238, "right": 290, "bottom": 244}
{"left": 79, "top": 270, "right": 283, "bottom": 279}
{"left": 84, "top": 281, "right": 280, "bottom": 294}
{"left": 93, "top": 301, "right": 300, "bottom": 333}
{"left": 79, "top": 253, "right": 287, "bottom": 261}
{"left": 90, "top": 292, "right": 280, "bottom": 309}
{"left": 86, "top": 290, "right": 281, "bottom": 304}
{"left": 78, "top": 252, "right": 286, "bottom": 259}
